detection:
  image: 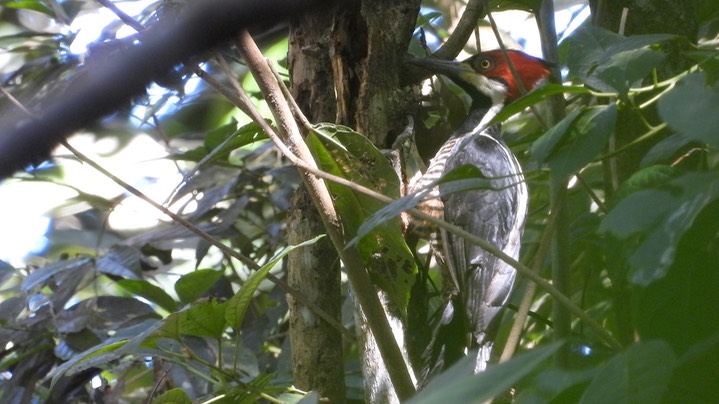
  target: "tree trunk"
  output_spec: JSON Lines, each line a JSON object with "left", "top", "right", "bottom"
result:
{"left": 288, "top": 0, "right": 422, "bottom": 401}
{"left": 287, "top": 7, "right": 344, "bottom": 402}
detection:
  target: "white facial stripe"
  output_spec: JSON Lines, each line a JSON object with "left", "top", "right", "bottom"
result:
{"left": 459, "top": 71, "right": 507, "bottom": 106}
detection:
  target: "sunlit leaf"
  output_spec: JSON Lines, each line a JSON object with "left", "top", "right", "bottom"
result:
{"left": 4, "top": 1, "right": 53, "bottom": 15}
{"left": 151, "top": 388, "right": 192, "bottom": 404}
{"left": 175, "top": 269, "right": 224, "bottom": 304}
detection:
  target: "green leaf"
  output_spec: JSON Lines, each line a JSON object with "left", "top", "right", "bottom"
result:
{"left": 225, "top": 235, "right": 324, "bottom": 330}
{"left": 533, "top": 105, "right": 617, "bottom": 180}
{"left": 116, "top": 279, "right": 177, "bottom": 312}
{"left": 4, "top": 1, "right": 53, "bottom": 15}
{"left": 410, "top": 341, "right": 563, "bottom": 403}
{"left": 153, "top": 299, "right": 228, "bottom": 340}
{"left": 306, "top": 124, "right": 416, "bottom": 311}
{"left": 580, "top": 340, "right": 676, "bottom": 404}
{"left": 531, "top": 108, "right": 582, "bottom": 164}
{"left": 174, "top": 269, "right": 224, "bottom": 304}
{"left": 52, "top": 319, "right": 165, "bottom": 387}
{"left": 151, "top": 388, "right": 192, "bottom": 404}
{"left": 566, "top": 26, "right": 673, "bottom": 92}
{"left": 594, "top": 48, "right": 666, "bottom": 95}
{"left": 658, "top": 73, "right": 719, "bottom": 146}
{"left": 490, "top": 84, "right": 589, "bottom": 126}
{"left": 600, "top": 171, "right": 719, "bottom": 285}
{"left": 610, "top": 165, "right": 676, "bottom": 207}
{"left": 51, "top": 339, "right": 129, "bottom": 386}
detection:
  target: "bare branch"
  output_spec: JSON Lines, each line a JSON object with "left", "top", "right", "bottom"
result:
{"left": 0, "top": 0, "right": 335, "bottom": 179}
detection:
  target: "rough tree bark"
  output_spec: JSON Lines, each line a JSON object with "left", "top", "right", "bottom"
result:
{"left": 287, "top": 6, "right": 344, "bottom": 402}
{"left": 287, "top": 0, "right": 422, "bottom": 401}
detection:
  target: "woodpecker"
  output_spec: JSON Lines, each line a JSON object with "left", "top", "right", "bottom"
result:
{"left": 407, "top": 50, "right": 551, "bottom": 381}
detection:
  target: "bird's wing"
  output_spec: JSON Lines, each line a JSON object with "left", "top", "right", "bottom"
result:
{"left": 440, "top": 131, "right": 526, "bottom": 342}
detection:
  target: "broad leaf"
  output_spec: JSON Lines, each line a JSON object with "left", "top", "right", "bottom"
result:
{"left": 658, "top": 73, "right": 719, "bottom": 146}
{"left": 490, "top": 84, "right": 588, "bottom": 126}
{"left": 175, "top": 269, "right": 224, "bottom": 304}
{"left": 21, "top": 257, "right": 92, "bottom": 292}
{"left": 51, "top": 319, "right": 165, "bottom": 387}
{"left": 566, "top": 26, "right": 673, "bottom": 92}
{"left": 225, "top": 235, "right": 324, "bottom": 330}
{"left": 159, "top": 299, "right": 228, "bottom": 340}
{"left": 152, "top": 388, "right": 192, "bottom": 404}
{"left": 531, "top": 108, "right": 582, "bottom": 164}
{"left": 600, "top": 171, "right": 719, "bottom": 285}
{"left": 96, "top": 245, "right": 142, "bottom": 280}
{"left": 306, "top": 124, "right": 416, "bottom": 310}
{"left": 533, "top": 105, "right": 617, "bottom": 180}
{"left": 116, "top": 279, "right": 177, "bottom": 312}
{"left": 411, "top": 341, "right": 562, "bottom": 403}
{"left": 594, "top": 48, "right": 666, "bottom": 95}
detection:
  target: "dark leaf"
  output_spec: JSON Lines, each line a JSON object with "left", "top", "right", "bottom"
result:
{"left": 226, "top": 236, "right": 323, "bottom": 330}
{"left": 96, "top": 245, "right": 142, "bottom": 280}
{"left": 21, "top": 257, "right": 93, "bottom": 292}
{"left": 116, "top": 279, "right": 177, "bottom": 312}
{"left": 411, "top": 342, "right": 562, "bottom": 403}
{"left": 600, "top": 171, "right": 719, "bottom": 285}
{"left": 658, "top": 73, "right": 719, "bottom": 146}
{"left": 533, "top": 105, "right": 617, "bottom": 180}
{"left": 530, "top": 108, "right": 582, "bottom": 165}
{"left": 594, "top": 48, "right": 666, "bottom": 95}
{"left": 640, "top": 134, "right": 694, "bottom": 167}
{"left": 0, "top": 259, "right": 15, "bottom": 288}
{"left": 579, "top": 340, "right": 676, "bottom": 404}
{"left": 566, "top": 26, "right": 673, "bottom": 92}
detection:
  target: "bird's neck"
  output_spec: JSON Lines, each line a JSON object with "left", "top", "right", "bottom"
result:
{"left": 452, "top": 102, "right": 504, "bottom": 140}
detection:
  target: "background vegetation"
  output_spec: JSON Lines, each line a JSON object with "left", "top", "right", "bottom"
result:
{"left": 0, "top": 0, "right": 718, "bottom": 402}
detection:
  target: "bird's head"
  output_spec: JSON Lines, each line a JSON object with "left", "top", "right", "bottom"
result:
{"left": 411, "top": 50, "right": 552, "bottom": 109}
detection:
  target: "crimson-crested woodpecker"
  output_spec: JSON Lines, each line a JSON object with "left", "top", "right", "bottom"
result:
{"left": 408, "top": 50, "right": 551, "bottom": 380}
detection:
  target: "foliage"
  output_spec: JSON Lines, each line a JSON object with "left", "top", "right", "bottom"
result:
{"left": 1, "top": 0, "right": 719, "bottom": 402}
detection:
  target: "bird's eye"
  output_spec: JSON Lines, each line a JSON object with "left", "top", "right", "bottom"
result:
{"left": 477, "top": 58, "right": 493, "bottom": 71}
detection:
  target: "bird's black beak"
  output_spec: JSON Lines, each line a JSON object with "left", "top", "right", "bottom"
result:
{"left": 409, "top": 57, "right": 475, "bottom": 82}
